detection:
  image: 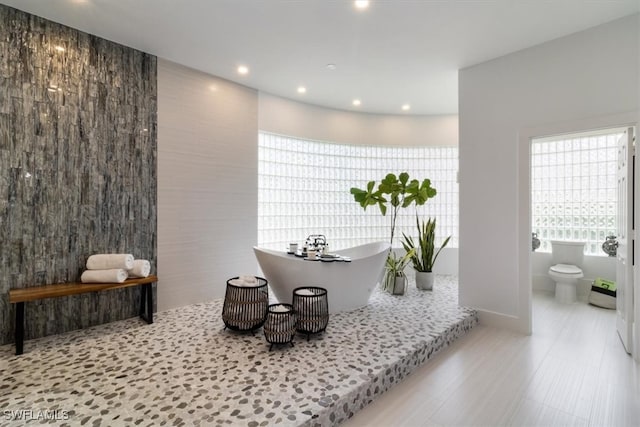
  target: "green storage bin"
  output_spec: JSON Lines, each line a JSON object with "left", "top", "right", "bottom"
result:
{"left": 588, "top": 278, "right": 616, "bottom": 309}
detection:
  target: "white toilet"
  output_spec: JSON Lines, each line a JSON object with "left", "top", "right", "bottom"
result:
{"left": 548, "top": 240, "right": 585, "bottom": 304}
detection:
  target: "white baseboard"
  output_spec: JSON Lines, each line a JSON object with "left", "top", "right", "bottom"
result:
{"left": 477, "top": 309, "right": 531, "bottom": 335}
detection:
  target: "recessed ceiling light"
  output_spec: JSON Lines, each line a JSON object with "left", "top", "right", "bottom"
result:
{"left": 54, "top": 45, "right": 65, "bottom": 52}
{"left": 237, "top": 65, "right": 249, "bottom": 75}
{"left": 402, "top": 104, "right": 411, "bottom": 111}
{"left": 326, "top": 63, "right": 337, "bottom": 70}
{"left": 352, "top": 99, "right": 361, "bottom": 106}
{"left": 297, "top": 86, "right": 307, "bottom": 94}
{"left": 354, "top": 0, "right": 370, "bottom": 10}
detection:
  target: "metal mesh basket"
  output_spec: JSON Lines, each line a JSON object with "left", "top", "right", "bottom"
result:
{"left": 222, "top": 276, "right": 268, "bottom": 332}
{"left": 292, "top": 286, "right": 329, "bottom": 340}
{"left": 263, "top": 303, "right": 296, "bottom": 350}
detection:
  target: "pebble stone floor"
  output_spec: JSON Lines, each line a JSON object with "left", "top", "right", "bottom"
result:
{"left": 0, "top": 275, "right": 477, "bottom": 427}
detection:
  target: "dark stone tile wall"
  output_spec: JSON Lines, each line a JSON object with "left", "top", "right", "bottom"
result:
{"left": 0, "top": 5, "right": 157, "bottom": 345}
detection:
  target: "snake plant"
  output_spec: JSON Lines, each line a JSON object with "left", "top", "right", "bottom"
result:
{"left": 402, "top": 217, "right": 451, "bottom": 272}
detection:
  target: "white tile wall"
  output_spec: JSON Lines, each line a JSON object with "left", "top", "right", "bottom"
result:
{"left": 157, "top": 59, "right": 259, "bottom": 311}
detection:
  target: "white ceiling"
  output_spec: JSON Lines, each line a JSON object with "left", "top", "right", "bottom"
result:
{"left": 2, "top": 0, "right": 638, "bottom": 115}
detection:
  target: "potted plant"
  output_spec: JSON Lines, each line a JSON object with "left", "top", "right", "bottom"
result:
{"left": 402, "top": 217, "right": 451, "bottom": 290}
{"left": 385, "top": 248, "right": 415, "bottom": 295}
{"left": 350, "top": 172, "right": 437, "bottom": 293}
{"left": 350, "top": 172, "right": 436, "bottom": 246}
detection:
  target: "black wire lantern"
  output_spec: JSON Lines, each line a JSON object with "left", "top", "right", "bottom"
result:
{"left": 222, "top": 276, "right": 269, "bottom": 333}
{"left": 292, "top": 286, "right": 329, "bottom": 340}
{"left": 263, "top": 303, "right": 296, "bottom": 350}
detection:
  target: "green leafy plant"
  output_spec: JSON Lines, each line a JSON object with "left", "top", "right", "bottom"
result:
{"left": 351, "top": 172, "right": 438, "bottom": 293}
{"left": 383, "top": 248, "right": 415, "bottom": 292}
{"left": 350, "top": 172, "right": 437, "bottom": 245}
{"left": 402, "top": 217, "right": 451, "bottom": 272}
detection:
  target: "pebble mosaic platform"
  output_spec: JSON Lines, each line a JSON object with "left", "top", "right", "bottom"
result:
{"left": 0, "top": 276, "right": 477, "bottom": 426}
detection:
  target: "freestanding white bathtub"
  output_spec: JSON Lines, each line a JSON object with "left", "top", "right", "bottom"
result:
{"left": 253, "top": 242, "right": 390, "bottom": 314}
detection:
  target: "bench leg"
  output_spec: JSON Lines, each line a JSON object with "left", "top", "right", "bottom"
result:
{"left": 146, "top": 283, "right": 153, "bottom": 324}
{"left": 139, "top": 285, "right": 146, "bottom": 317}
{"left": 15, "top": 302, "right": 24, "bottom": 355}
{"left": 139, "top": 283, "right": 154, "bottom": 324}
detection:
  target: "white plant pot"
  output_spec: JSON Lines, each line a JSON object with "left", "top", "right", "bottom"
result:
{"left": 415, "top": 271, "right": 435, "bottom": 290}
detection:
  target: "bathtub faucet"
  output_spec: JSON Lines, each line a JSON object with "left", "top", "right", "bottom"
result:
{"left": 305, "top": 234, "right": 328, "bottom": 253}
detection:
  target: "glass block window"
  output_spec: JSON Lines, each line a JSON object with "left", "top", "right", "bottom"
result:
{"left": 258, "top": 132, "right": 458, "bottom": 251}
{"left": 531, "top": 131, "right": 622, "bottom": 255}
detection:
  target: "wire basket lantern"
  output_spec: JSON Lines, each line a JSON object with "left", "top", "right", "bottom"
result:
{"left": 292, "top": 286, "right": 329, "bottom": 340}
{"left": 222, "top": 276, "right": 269, "bottom": 333}
{"left": 263, "top": 303, "right": 296, "bottom": 350}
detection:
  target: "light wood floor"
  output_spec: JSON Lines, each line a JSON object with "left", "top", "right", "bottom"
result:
{"left": 343, "top": 291, "right": 640, "bottom": 426}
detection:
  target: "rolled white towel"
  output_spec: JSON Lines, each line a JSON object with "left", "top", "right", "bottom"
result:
{"left": 229, "top": 277, "right": 262, "bottom": 287}
{"left": 271, "top": 304, "right": 290, "bottom": 313}
{"left": 81, "top": 269, "right": 128, "bottom": 284}
{"left": 229, "top": 278, "right": 247, "bottom": 286}
{"left": 128, "top": 259, "right": 151, "bottom": 278}
{"left": 86, "top": 254, "right": 134, "bottom": 270}
{"left": 239, "top": 275, "right": 257, "bottom": 284}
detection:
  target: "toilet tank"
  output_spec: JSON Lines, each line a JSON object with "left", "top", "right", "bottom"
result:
{"left": 550, "top": 240, "right": 585, "bottom": 266}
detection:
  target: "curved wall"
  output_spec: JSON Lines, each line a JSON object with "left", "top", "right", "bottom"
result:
{"left": 258, "top": 93, "right": 460, "bottom": 276}
{"left": 259, "top": 93, "right": 458, "bottom": 147}
{"left": 157, "top": 68, "right": 460, "bottom": 313}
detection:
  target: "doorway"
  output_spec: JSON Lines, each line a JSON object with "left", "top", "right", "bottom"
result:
{"left": 529, "top": 126, "right": 636, "bottom": 356}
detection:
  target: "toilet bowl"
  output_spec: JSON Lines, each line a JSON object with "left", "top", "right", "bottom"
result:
{"left": 548, "top": 240, "right": 585, "bottom": 304}
{"left": 549, "top": 263, "right": 583, "bottom": 303}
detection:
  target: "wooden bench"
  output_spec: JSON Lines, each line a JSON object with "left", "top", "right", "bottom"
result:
{"left": 9, "top": 275, "right": 158, "bottom": 355}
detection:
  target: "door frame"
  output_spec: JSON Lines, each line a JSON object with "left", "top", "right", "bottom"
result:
{"left": 518, "top": 112, "right": 638, "bottom": 339}
{"left": 616, "top": 127, "right": 635, "bottom": 354}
